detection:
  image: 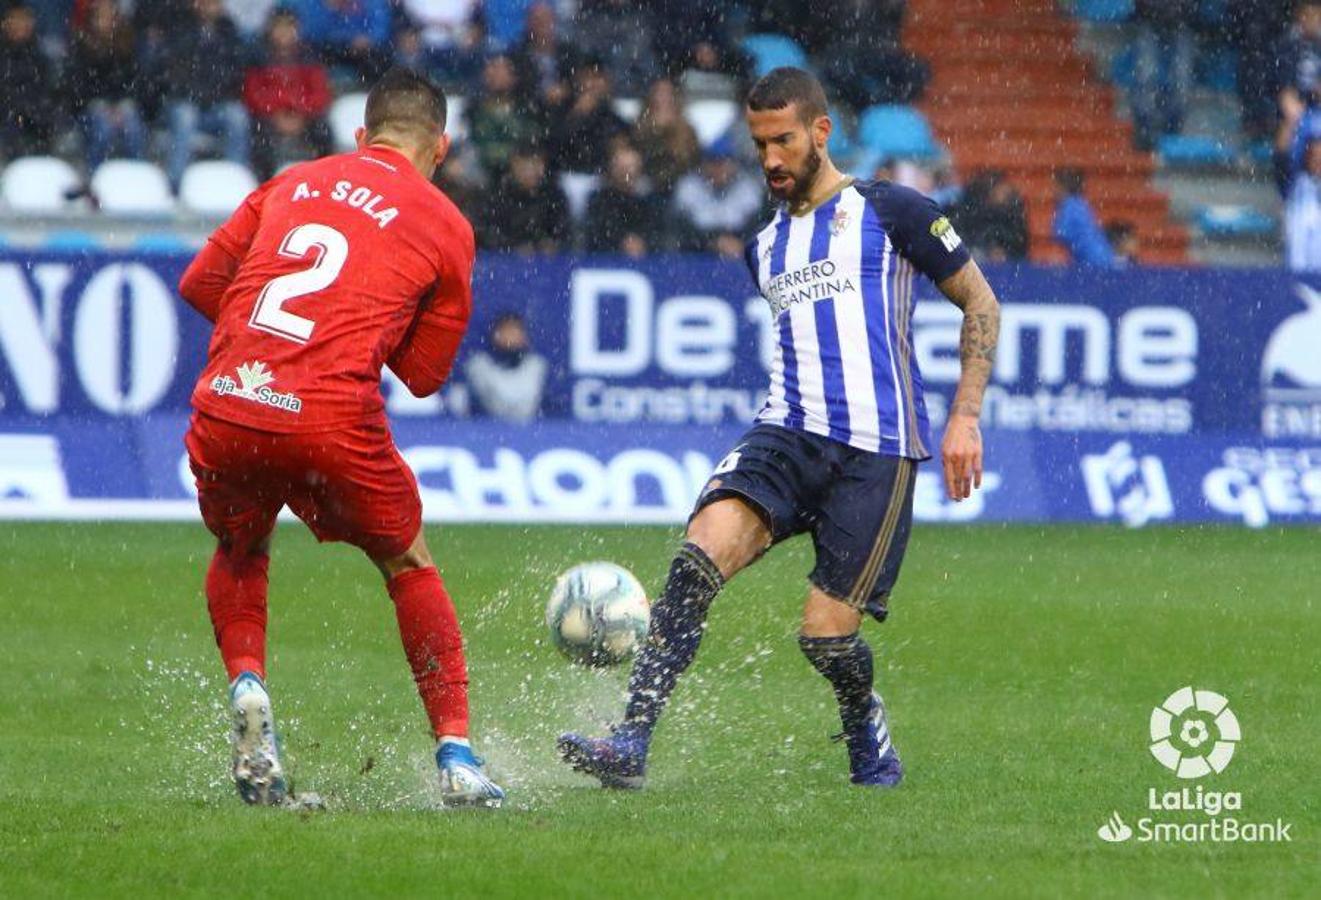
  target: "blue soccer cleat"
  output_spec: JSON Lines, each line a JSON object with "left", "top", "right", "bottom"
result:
{"left": 228, "top": 671, "right": 288, "bottom": 806}
{"left": 436, "top": 739, "right": 505, "bottom": 808}
{"left": 836, "top": 691, "right": 903, "bottom": 787}
{"left": 557, "top": 726, "right": 648, "bottom": 790}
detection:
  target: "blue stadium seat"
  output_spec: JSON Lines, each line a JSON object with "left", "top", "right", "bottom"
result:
{"left": 44, "top": 230, "right": 100, "bottom": 252}
{"left": 1195, "top": 46, "right": 1238, "bottom": 92}
{"left": 857, "top": 105, "right": 939, "bottom": 160}
{"left": 135, "top": 233, "right": 193, "bottom": 253}
{"left": 484, "top": 0, "right": 532, "bottom": 51}
{"left": 1196, "top": 205, "right": 1276, "bottom": 238}
{"left": 1074, "top": 0, "right": 1134, "bottom": 22}
{"left": 1157, "top": 134, "right": 1237, "bottom": 168}
{"left": 741, "top": 34, "right": 808, "bottom": 78}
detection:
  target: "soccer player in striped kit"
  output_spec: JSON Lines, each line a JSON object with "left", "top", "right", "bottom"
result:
{"left": 560, "top": 67, "right": 1001, "bottom": 788}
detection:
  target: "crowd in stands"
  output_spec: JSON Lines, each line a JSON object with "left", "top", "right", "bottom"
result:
{"left": 0, "top": 0, "right": 970, "bottom": 258}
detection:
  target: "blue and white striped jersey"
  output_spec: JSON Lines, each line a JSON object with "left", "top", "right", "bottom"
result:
{"left": 745, "top": 179, "right": 970, "bottom": 460}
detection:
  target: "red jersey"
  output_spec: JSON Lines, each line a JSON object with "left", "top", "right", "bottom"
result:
{"left": 185, "top": 144, "right": 473, "bottom": 433}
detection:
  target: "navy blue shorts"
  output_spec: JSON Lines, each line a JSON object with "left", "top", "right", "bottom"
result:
{"left": 693, "top": 423, "right": 917, "bottom": 622}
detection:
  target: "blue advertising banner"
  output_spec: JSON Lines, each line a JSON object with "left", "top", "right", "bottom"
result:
{"left": 1, "top": 252, "right": 1318, "bottom": 525}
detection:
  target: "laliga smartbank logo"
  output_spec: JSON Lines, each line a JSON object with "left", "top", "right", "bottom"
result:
{"left": 1095, "top": 686, "right": 1293, "bottom": 845}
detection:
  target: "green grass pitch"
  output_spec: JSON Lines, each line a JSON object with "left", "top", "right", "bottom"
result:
{"left": 0, "top": 522, "right": 1317, "bottom": 897}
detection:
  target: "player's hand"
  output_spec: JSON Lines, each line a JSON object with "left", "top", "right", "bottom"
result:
{"left": 940, "top": 413, "right": 983, "bottom": 501}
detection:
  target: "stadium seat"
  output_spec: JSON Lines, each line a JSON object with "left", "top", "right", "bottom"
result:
{"left": 857, "top": 105, "right": 940, "bottom": 160}
{"left": 447, "top": 95, "right": 468, "bottom": 143}
{"left": 558, "top": 172, "right": 600, "bottom": 222}
{"left": 1073, "top": 0, "right": 1134, "bottom": 22}
{"left": 43, "top": 229, "right": 100, "bottom": 251}
{"left": 741, "top": 34, "right": 808, "bottom": 77}
{"left": 684, "top": 98, "right": 740, "bottom": 148}
{"left": 1157, "top": 134, "right": 1237, "bottom": 168}
{"left": 90, "top": 160, "right": 175, "bottom": 216}
{"left": 135, "top": 232, "right": 194, "bottom": 253}
{"left": 179, "top": 161, "right": 258, "bottom": 217}
{"left": 612, "top": 98, "right": 642, "bottom": 123}
{"left": 329, "top": 92, "right": 369, "bottom": 152}
{"left": 1196, "top": 205, "right": 1276, "bottom": 238}
{"left": 483, "top": 0, "right": 531, "bottom": 50}
{"left": 0, "top": 156, "right": 85, "bottom": 214}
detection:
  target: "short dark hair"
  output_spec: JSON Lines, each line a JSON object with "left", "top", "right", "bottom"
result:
{"left": 1054, "top": 167, "right": 1085, "bottom": 195}
{"left": 745, "top": 67, "right": 828, "bottom": 124}
{"left": 365, "top": 67, "right": 447, "bottom": 142}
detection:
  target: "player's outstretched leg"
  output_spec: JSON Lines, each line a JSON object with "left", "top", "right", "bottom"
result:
{"left": 378, "top": 532, "right": 504, "bottom": 808}
{"left": 559, "top": 498, "right": 768, "bottom": 789}
{"left": 205, "top": 539, "right": 288, "bottom": 805}
{"left": 799, "top": 589, "right": 901, "bottom": 787}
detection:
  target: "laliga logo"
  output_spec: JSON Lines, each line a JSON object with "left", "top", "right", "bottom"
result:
{"left": 1262, "top": 284, "right": 1321, "bottom": 388}
{"left": 1149, "top": 686, "right": 1240, "bottom": 779}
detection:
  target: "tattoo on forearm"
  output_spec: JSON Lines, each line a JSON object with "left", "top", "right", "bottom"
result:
{"left": 959, "top": 307, "right": 999, "bottom": 366}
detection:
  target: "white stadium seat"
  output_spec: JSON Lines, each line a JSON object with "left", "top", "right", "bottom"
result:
{"left": 1, "top": 156, "right": 85, "bottom": 214}
{"left": 683, "top": 98, "right": 739, "bottom": 148}
{"left": 90, "top": 160, "right": 175, "bottom": 216}
{"left": 329, "top": 92, "right": 369, "bottom": 152}
{"left": 179, "top": 161, "right": 259, "bottom": 217}
{"left": 612, "top": 97, "right": 642, "bottom": 123}
{"left": 558, "top": 172, "right": 600, "bottom": 222}
{"left": 446, "top": 95, "right": 468, "bottom": 143}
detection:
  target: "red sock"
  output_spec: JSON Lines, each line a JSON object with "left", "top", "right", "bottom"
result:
{"left": 388, "top": 567, "right": 469, "bottom": 739}
{"left": 205, "top": 546, "right": 270, "bottom": 682}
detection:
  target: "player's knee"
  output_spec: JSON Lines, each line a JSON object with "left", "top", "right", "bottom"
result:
{"left": 685, "top": 500, "right": 769, "bottom": 579}
{"left": 372, "top": 530, "right": 434, "bottom": 581}
{"left": 800, "top": 586, "right": 863, "bottom": 638}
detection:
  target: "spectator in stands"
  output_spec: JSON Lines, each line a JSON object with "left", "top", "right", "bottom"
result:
{"left": 466, "top": 53, "right": 538, "bottom": 180}
{"left": 815, "top": 1, "right": 929, "bottom": 109}
{"left": 164, "top": 0, "right": 252, "bottom": 189}
{"left": 1052, "top": 168, "right": 1116, "bottom": 267}
{"left": 63, "top": 0, "right": 149, "bottom": 174}
{"left": 649, "top": 0, "right": 750, "bottom": 100}
{"left": 672, "top": 140, "right": 764, "bottom": 258}
{"left": 511, "top": 2, "right": 579, "bottom": 114}
{"left": 632, "top": 79, "right": 700, "bottom": 196}
{"left": 952, "top": 170, "right": 1028, "bottom": 262}
{"left": 585, "top": 142, "right": 667, "bottom": 255}
{"left": 480, "top": 143, "right": 570, "bottom": 252}
{"left": 401, "top": 0, "right": 484, "bottom": 82}
{"left": 1285, "top": 135, "right": 1321, "bottom": 270}
{"left": 298, "top": 0, "right": 391, "bottom": 84}
{"left": 547, "top": 60, "right": 629, "bottom": 174}
{"left": 0, "top": 2, "right": 57, "bottom": 158}
{"left": 393, "top": 23, "right": 429, "bottom": 72}
{"left": 1278, "top": 0, "right": 1321, "bottom": 112}
{"left": 224, "top": 0, "right": 278, "bottom": 42}
{"left": 1106, "top": 221, "right": 1140, "bottom": 266}
{"left": 244, "top": 9, "right": 333, "bottom": 179}
{"left": 434, "top": 151, "right": 483, "bottom": 220}
{"left": 1128, "top": 0, "right": 1195, "bottom": 150}
{"left": 1230, "top": 0, "right": 1292, "bottom": 143}
{"left": 465, "top": 312, "right": 549, "bottom": 423}
{"left": 575, "top": 0, "right": 658, "bottom": 96}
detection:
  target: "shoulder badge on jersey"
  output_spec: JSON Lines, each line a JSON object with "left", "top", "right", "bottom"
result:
{"left": 930, "top": 216, "right": 963, "bottom": 252}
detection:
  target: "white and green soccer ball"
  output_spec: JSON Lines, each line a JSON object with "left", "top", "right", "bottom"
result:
{"left": 546, "top": 562, "right": 651, "bottom": 666}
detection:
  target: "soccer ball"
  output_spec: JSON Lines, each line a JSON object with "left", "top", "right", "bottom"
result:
{"left": 546, "top": 562, "right": 651, "bottom": 666}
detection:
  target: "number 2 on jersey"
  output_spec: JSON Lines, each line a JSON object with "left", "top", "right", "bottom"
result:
{"left": 248, "top": 223, "right": 348, "bottom": 344}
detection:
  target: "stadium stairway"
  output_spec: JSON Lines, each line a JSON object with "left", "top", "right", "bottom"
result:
{"left": 904, "top": 0, "right": 1190, "bottom": 264}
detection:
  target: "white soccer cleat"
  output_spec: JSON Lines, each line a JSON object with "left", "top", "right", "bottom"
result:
{"left": 229, "top": 672, "right": 288, "bottom": 806}
{"left": 436, "top": 739, "right": 505, "bottom": 809}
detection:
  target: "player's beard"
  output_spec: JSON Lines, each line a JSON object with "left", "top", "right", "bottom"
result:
{"left": 765, "top": 144, "right": 822, "bottom": 207}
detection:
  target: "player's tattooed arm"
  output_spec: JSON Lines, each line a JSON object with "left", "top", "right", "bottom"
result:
{"left": 935, "top": 259, "right": 1000, "bottom": 501}
{"left": 937, "top": 259, "right": 1001, "bottom": 419}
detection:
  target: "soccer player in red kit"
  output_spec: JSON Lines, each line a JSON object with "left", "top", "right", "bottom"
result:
{"left": 179, "top": 68, "right": 504, "bottom": 808}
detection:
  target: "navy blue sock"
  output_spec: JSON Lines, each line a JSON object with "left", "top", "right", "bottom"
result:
{"left": 799, "top": 633, "right": 874, "bottom": 734}
{"left": 622, "top": 543, "right": 724, "bottom": 736}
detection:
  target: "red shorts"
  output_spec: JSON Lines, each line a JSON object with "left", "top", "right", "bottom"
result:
{"left": 185, "top": 412, "right": 422, "bottom": 560}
